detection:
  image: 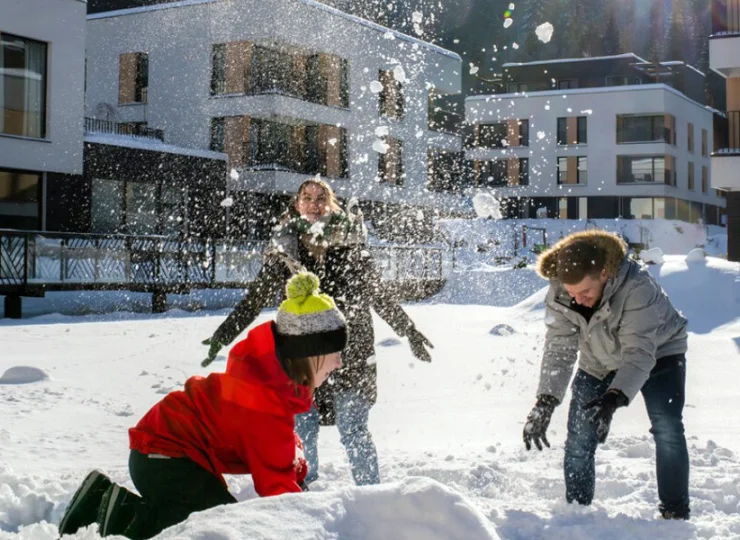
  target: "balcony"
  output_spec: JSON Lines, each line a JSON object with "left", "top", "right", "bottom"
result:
{"left": 710, "top": 0, "right": 740, "bottom": 76}
{"left": 711, "top": 110, "right": 740, "bottom": 191}
{"left": 84, "top": 118, "right": 164, "bottom": 142}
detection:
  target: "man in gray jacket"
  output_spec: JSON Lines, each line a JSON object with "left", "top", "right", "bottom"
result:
{"left": 522, "top": 230, "right": 690, "bottom": 520}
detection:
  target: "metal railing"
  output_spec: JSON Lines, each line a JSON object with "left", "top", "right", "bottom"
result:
{"left": 84, "top": 117, "right": 164, "bottom": 142}
{"left": 713, "top": 0, "right": 740, "bottom": 34}
{"left": 0, "top": 230, "right": 446, "bottom": 291}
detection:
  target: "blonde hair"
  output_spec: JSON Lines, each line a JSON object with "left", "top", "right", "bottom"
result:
{"left": 294, "top": 178, "right": 342, "bottom": 215}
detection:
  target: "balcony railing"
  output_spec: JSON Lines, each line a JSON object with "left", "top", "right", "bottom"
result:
{"left": 713, "top": 0, "right": 740, "bottom": 35}
{"left": 84, "top": 117, "right": 164, "bottom": 142}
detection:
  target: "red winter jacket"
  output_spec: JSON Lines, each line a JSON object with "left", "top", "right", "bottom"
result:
{"left": 129, "top": 321, "right": 312, "bottom": 497}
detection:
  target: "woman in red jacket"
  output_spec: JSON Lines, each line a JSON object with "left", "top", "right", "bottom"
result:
{"left": 59, "top": 272, "right": 347, "bottom": 539}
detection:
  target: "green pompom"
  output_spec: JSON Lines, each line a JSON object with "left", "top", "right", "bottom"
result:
{"left": 286, "top": 272, "right": 320, "bottom": 300}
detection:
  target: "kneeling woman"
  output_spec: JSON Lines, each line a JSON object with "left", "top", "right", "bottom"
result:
{"left": 59, "top": 272, "right": 347, "bottom": 539}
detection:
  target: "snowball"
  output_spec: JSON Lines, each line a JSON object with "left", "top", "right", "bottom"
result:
{"left": 536, "top": 22, "right": 554, "bottom": 43}
{"left": 383, "top": 31, "right": 395, "bottom": 40}
{"left": 328, "top": 137, "right": 337, "bottom": 146}
{"left": 220, "top": 197, "right": 234, "bottom": 208}
{"left": 416, "top": 130, "right": 424, "bottom": 138}
{"left": 393, "top": 65, "right": 406, "bottom": 83}
{"left": 472, "top": 192, "right": 503, "bottom": 220}
{"left": 512, "top": 42, "right": 519, "bottom": 49}
{"left": 639, "top": 247, "right": 664, "bottom": 265}
{"left": 509, "top": 2, "right": 515, "bottom": 8}
{"left": 375, "top": 126, "right": 390, "bottom": 137}
{"left": 412, "top": 11, "right": 423, "bottom": 23}
{"left": 373, "top": 139, "right": 389, "bottom": 154}
{"left": 537, "top": 131, "right": 546, "bottom": 140}
{"left": 229, "top": 169, "right": 239, "bottom": 181}
{"left": 470, "top": 64, "right": 479, "bottom": 75}
{"left": 685, "top": 248, "right": 706, "bottom": 262}
{"left": 369, "top": 81, "right": 384, "bottom": 94}
{"left": 581, "top": 109, "right": 593, "bottom": 115}
{"left": 503, "top": 18, "right": 513, "bottom": 29}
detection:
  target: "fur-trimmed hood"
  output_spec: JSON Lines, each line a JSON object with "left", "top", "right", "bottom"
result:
{"left": 536, "top": 230, "right": 628, "bottom": 280}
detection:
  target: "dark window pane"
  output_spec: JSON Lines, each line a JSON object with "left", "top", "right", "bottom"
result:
{"left": 1, "top": 33, "right": 47, "bottom": 137}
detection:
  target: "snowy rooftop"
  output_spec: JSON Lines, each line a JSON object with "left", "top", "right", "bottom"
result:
{"left": 86, "top": 0, "right": 461, "bottom": 62}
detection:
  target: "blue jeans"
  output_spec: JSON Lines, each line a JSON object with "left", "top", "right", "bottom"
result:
{"left": 564, "top": 355, "right": 689, "bottom": 512}
{"left": 295, "top": 390, "right": 380, "bottom": 486}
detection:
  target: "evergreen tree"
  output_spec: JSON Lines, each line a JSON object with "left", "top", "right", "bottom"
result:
{"left": 603, "top": 5, "right": 621, "bottom": 55}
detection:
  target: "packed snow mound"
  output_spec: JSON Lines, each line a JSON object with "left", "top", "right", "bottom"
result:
{"left": 686, "top": 248, "right": 706, "bottom": 262}
{"left": 0, "top": 366, "right": 49, "bottom": 385}
{"left": 639, "top": 247, "right": 664, "bottom": 265}
{"left": 157, "top": 477, "right": 500, "bottom": 540}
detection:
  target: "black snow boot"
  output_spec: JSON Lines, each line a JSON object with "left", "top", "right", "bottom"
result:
{"left": 58, "top": 470, "right": 112, "bottom": 536}
{"left": 97, "top": 483, "right": 141, "bottom": 537}
{"left": 660, "top": 503, "right": 691, "bottom": 520}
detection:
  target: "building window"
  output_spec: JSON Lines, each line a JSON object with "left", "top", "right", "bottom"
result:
{"left": 606, "top": 75, "right": 630, "bottom": 86}
{"left": 0, "top": 168, "right": 40, "bottom": 229}
{"left": 702, "top": 166, "right": 708, "bottom": 193}
{"left": 506, "top": 82, "right": 528, "bottom": 93}
{"left": 617, "top": 114, "right": 675, "bottom": 144}
{"left": 119, "top": 52, "right": 148, "bottom": 104}
{"left": 475, "top": 158, "right": 527, "bottom": 187}
{"left": 617, "top": 156, "right": 675, "bottom": 185}
{"left": 378, "top": 136, "right": 404, "bottom": 185}
{"left": 211, "top": 42, "right": 252, "bottom": 96}
{"left": 427, "top": 150, "right": 468, "bottom": 192}
{"left": 557, "top": 156, "right": 588, "bottom": 185}
{"left": 1, "top": 33, "right": 47, "bottom": 138}
{"left": 557, "top": 79, "right": 578, "bottom": 89}
{"left": 687, "top": 123, "right": 694, "bottom": 153}
{"left": 556, "top": 116, "right": 587, "bottom": 145}
{"left": 621, "top": 197, "right": 655, "bottom": 219}
{"left": 379, "top": 69, "right": 404, "bottom": 119}
{"left": 688, "top": 162, "right": 695, "bottom": 191}
{"left": 210, "top": 117, "right": 225, "bottom": 152}
{"left": 702, "top": 129, "right": 708, "bottom": 157}
{"left": 475, "top": 119, "right": 528, "bottom": 148}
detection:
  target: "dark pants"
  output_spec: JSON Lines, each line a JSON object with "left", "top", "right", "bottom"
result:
{"left": 125, "top": 450, "right": 236, "bottom": 539}
{"left": 564, "top": 354, "right": 690, "bottom": 512}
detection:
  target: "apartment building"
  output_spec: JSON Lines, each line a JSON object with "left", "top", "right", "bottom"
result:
{"left": 85, "top": 0, "right": 463, "bottom": 241}
{"left": 710, "top": 0, "right": 740, "bottom": 261}
{"left": 464, "top": 53, "right": 726, "bottom": 226}
{"left": 0, "top": 0, "right": 86, "bottom": 231}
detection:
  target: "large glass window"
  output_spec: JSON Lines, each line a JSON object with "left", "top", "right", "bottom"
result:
{"left": 617, "top": 156, "right": 674, "bottom": 184}
{"left": 617, "top": 114, "right": 674, "bottom": 144}
{"left": 91, "top": 178, "right": 124, "bottom": 233}
{"left": 477, "top": 123, "right": 508, "bottom": 148}
{"left": 378, "top": 136, "right": 404, "bottom": 185}
{"left": 1, "top": 33, "right": 47, "bottom": 138}
{"left": 557, "top": 116, "right": 587, "bottom": 145}
{"left": 557, "top": 156, "right": 587, "bottom": 184}
{"left": 379, "top": 69, "right": 404, "bottom": 119}
{"left": 0, "top": 168, "right": 40, "bottom": 229}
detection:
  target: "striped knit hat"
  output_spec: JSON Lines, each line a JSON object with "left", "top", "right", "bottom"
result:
{"left": 275, "top": 272, "right": 348, "bottom": 359}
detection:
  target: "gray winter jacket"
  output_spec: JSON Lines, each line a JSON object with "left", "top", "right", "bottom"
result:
{"left": 536, "top": 231, "right": 688, "bottom": 403}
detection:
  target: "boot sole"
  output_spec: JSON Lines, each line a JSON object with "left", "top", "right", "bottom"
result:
{"left": 58, "top": 471, "right": 109, "bottom": 535}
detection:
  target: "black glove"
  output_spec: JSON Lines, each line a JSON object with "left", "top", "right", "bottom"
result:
{"left": 523, "top": 394, "right": 559, "bottom": 451}
{"left": 406, "top": 327, "right": 433, "bottom": 362}
{"left": 201, "top": 337, "right": 224, "bottom": 368}
{"left": 583, "top": 389, "right": 629, "bottom": 444}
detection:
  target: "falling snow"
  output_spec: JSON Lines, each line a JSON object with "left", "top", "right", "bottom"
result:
{"left": 503, "top": 18, "right": 513, "bottom": 29}
{"left": 372, "top": 139, "right": 389, "bottom": 154}
{"left": 537, "top": 131, "right": 546, "bottom": 140}
{"left": 369, "top": 80, "right": 384, "bottom": 93}
{"left": 392, "top": 65, "right": 406, "bottom": 83}
{"left": 219, "top": 197, "right": 234, "bottom": 208}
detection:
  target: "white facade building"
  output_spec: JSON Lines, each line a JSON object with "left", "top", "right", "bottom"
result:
{"left": 0, "top": 0, "right": 87, "bottom": 230}
{"left": 465, "top": 54, "right": 726, "bottom": 225}
{"left": 85, "top": 0, "right": 465, "bottom": 235}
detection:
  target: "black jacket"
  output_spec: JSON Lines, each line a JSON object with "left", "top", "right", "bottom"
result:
{"left": 212, "top": 241, "right": 418, "bottom": 424}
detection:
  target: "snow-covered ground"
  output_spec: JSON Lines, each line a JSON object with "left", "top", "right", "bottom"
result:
{"left": 0, "top": 252, "right": 738, "bottom": 539}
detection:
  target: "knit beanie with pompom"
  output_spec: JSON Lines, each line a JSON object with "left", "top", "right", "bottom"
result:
{"left": 275, "top": 272, "right": 348, "bottom": 359}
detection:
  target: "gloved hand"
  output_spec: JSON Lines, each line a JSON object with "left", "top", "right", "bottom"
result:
{"left": 201, "top": 337, "right": 224, "bottom": 368}
{"left": 406, "top": 327, "right": 433, "bottom": 362}
{"left": 294, "top": 433, "right": 308, "bottom": 488}
{"left": 583, "top": 389, "right": 629, "bottom": 444}
{"left": 523, "top": 394, "right": 559, "bottom": 451}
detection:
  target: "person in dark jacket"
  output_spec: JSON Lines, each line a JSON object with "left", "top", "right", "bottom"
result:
{"left": 522, "top": 230, "right": 690, "bottom": 520}
{"left": 58, "top": 272, "right": 347, "bottom": 539}
{"left": 202, "top": 177, "right": 433, "bottom": 486}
